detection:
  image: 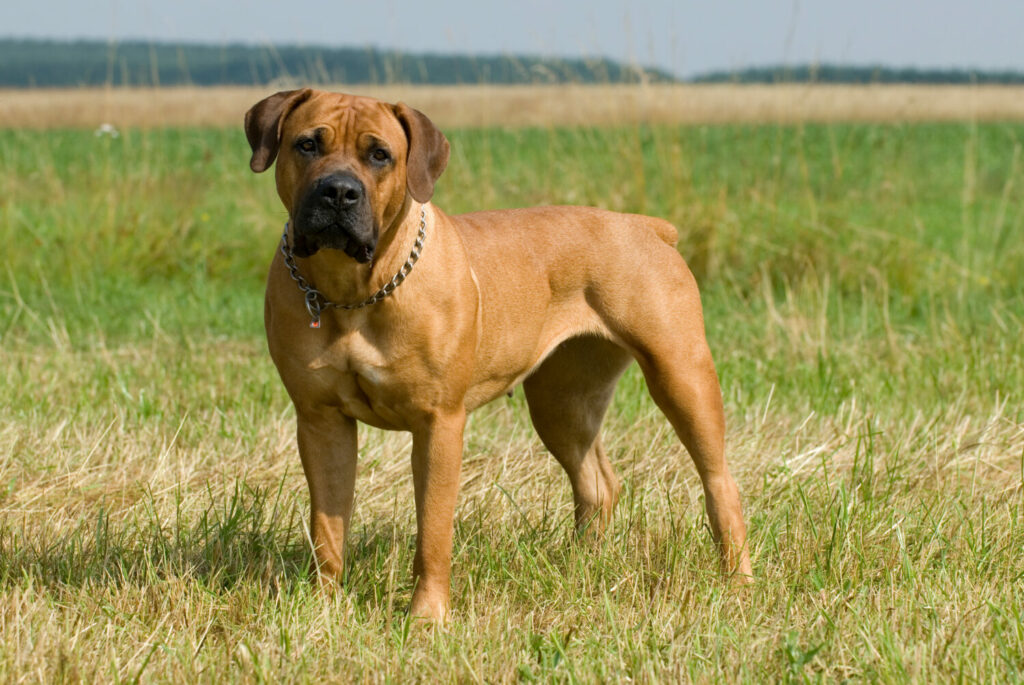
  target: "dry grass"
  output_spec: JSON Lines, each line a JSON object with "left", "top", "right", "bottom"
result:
{"left": 2, "top": 340, "right": 1021, "bottom": 682}
{"left": 5, "top": 83, "right": 1024, "bottom": 130}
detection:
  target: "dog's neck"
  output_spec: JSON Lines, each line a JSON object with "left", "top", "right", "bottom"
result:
{"left": 289, "top": 200, "right": 430, "bottom": 309}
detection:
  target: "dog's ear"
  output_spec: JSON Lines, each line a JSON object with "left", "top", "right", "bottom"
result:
{"left": 393, "top": 102, "right": 450, "bottom": 202}
{"left": 244, "top": 88, "right": 314, "bottom": 173}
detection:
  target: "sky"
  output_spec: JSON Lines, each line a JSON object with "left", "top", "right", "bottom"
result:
{"left": 2, "top": 1, "right": 1022, "bottom": 79}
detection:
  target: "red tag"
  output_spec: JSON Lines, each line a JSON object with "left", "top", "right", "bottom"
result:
{"left": 310, "top": 319, "right": 321, "bottom": 329}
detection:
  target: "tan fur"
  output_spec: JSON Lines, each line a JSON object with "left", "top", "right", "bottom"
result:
{"left": 247, "top": 89, "right": 752, "bottom": 621}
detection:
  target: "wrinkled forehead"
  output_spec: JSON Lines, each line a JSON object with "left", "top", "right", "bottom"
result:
{"left": 285, "top": 92, "right": 405, "bottom": 140}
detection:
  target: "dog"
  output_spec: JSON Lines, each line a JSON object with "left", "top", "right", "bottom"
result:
{"left": 245, "top": 89, "right": 752, "bottom": 620}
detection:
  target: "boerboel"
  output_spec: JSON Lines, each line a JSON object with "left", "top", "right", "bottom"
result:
{"left": 245, "top": 89, "right": 752, "bottom": 620}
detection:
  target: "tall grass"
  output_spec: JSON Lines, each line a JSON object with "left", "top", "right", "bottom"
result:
{"left": 0, "top": 119, "right": 1022, "bottom": 681}
{"left": 5, "top": 84, "right": 1024, "bottom": 129}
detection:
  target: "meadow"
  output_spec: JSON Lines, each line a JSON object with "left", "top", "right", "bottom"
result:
{"left": 5, "top": 83, "right": 1024, "bottom": 129}
{"left": 0, "top": 90, "right": 1022, "bottom": 681}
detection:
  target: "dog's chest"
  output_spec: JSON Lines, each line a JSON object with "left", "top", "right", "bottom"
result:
{"left": 306, "top": 330, "right": 414, "bottom": 428}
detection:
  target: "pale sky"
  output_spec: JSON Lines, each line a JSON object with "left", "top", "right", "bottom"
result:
{"left": 1, "top": 1, "right": 1021, "bottom": 78}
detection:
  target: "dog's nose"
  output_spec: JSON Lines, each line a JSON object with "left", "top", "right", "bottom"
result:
{"left": 319, "top": 174, "right": 363, "bottom": 209}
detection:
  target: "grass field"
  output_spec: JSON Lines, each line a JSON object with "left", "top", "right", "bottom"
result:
{"left": 1, "top": 101, "right": 1023, "bottom": 681}
{"left": 6, "top": 83, "right": 1024, "bottom": 129}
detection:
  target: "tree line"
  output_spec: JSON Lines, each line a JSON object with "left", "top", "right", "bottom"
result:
{"left": 693, "top": 64, "right": 1024, "bottom": 85}
{"left": 2, "top": 39, "right": 1021, "bottom": 87}
{"left": 0, "top": 39, "right": 674, "bottom": 87}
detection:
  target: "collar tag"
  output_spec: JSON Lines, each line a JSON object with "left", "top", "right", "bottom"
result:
{"left": 304, "top": 291, "right": 322, "bottom": 328}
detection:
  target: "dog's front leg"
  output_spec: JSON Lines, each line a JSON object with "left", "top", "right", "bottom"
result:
{"left": 296, "top": 406, "right": 358, "bottom": 585}
{"left": 408, "top": 409, "right": 466, "bottom": 621}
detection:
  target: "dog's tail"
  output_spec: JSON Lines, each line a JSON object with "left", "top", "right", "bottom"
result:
{"left": 646, "top": 217, "right": 679, "bottom": 247}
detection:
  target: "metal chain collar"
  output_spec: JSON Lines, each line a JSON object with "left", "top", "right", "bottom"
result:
{"left": 280, "top": 207, "right": 427, "bottom": 328}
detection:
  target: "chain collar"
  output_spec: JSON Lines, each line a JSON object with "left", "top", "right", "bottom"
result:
{"left": 280, "top": 207, "right": 427, "bottom": 328}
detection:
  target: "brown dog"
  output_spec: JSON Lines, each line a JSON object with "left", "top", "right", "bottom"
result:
{"left": 245, "top": 89, "right": 752, "bottom": 620}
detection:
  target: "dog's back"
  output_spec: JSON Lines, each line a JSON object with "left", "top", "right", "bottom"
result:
{"left": 453, "top": 205, "right": 679, "bottom": 266}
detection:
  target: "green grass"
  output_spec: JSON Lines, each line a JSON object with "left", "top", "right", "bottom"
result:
{"left": 1, "top": 120, "right": 1022, "bottom": 682}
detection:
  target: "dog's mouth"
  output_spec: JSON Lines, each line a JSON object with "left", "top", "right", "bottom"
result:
{"left": 335, "top": 231, "right": 375, "bottom": 263}
{"left": 290, "top": 190, "right": 379, "bottom": 262}
{"left": 291, "top": 226, "right": 375, "bottom": 263}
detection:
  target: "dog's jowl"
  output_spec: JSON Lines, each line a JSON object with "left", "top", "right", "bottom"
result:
{"left": 245, "top": 89, "right": 752, "bottom": 621}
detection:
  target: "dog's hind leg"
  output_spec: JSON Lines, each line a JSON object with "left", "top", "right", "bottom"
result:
{"left": 635, "top": 338, "right": 752, "bottom": 580}
{"left": 523, "top": 335, "right": 633, "bottom": 534}
{"left": 618, "top": 262, "right": 752, "bottom": 579}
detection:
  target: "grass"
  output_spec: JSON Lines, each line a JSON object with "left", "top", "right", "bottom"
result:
{"left": 6, "top": 83, "right": 1024, "bottom": 130}
{"left": 0, "top": 115, "right": 1022, "bottom": 681}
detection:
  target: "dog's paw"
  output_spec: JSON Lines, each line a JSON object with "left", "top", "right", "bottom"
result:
{"left": 409, "top": 591, "right": 450, "bottom": 623}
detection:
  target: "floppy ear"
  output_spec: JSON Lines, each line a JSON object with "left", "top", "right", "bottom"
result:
{"left": 393, "top": 102, "right": 450, "bottom": 202}
{"left": 244, "top": 88, "right": 313, "bottom": 173}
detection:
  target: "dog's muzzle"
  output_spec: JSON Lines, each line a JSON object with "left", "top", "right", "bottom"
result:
{"left": 291, "top": 172, "right": 377, "bottom": 261}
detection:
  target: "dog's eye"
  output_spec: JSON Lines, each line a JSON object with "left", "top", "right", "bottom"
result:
{"left": 370, "top": 148, "right": 391, "bottom": 163}
{"left": 296, "top": 138, "right": 317, "bottom": 154}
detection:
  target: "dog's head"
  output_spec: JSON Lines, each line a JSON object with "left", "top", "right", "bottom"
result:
{"left": 245, "top": 89, "right": 449, "bottom": 260}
